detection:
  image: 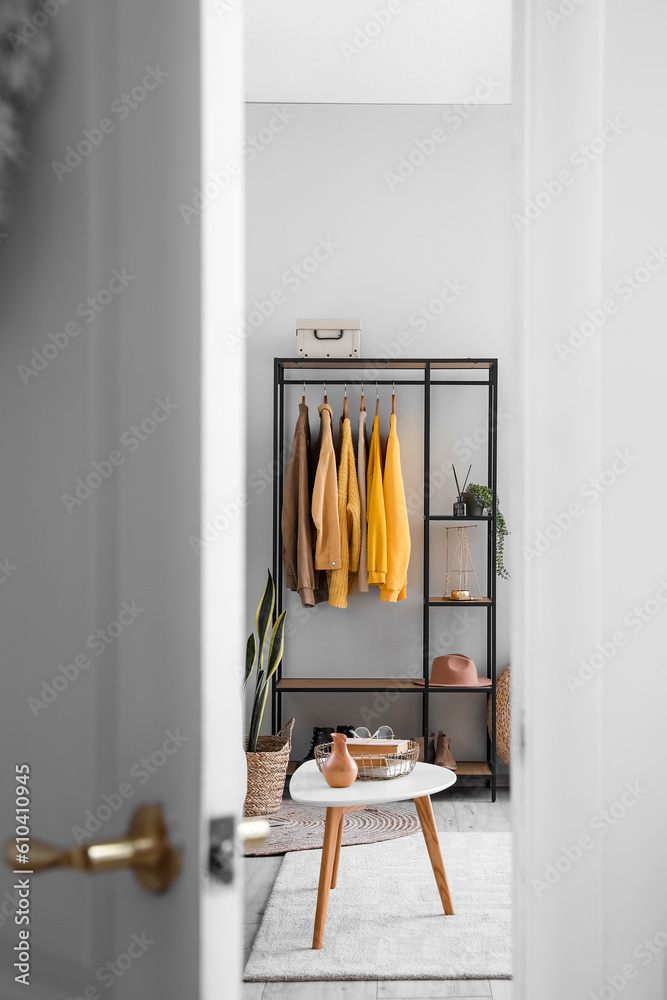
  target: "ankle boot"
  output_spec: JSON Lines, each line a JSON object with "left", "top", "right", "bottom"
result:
{"left": 435, "top": 730, "right": 457, "bottom": 770}
{"left": 301, "top": 726, "right": 334, "bottom": 763}
{"left": 415, "top": 733, "right": 436, "bottom": 763}
{"left": 336, "top": 725, "right": 355, "bottom": 738}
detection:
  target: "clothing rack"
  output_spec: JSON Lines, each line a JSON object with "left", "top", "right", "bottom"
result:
{"left": 272, "top": 358, "right": 499, "bottom": 800}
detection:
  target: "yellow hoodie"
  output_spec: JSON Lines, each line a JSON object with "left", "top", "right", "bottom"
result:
{"left": 366, "top": 414, "right": 387, "bottom": 586}
{"left": 380, "top": 412, "right": 411, "bottom": 602}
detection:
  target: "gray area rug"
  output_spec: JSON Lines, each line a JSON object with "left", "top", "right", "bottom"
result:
{"left": 245, "top": 800, "right": 420, "bottom": 856}
{"left": 244, "top": 832, "right": 511, "bottom": 981}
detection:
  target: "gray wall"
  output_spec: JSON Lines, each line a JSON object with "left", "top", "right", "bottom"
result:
{"left": 244, "top": 102, "right": 514, "bottom": 761}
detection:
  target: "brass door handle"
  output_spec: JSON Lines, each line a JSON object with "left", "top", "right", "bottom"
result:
{"left": 3, "top": 804, "right": 180, "bottom": 894}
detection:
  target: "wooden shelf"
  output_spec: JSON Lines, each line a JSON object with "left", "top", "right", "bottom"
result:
{"left": 277, "top": 677, "right": 424, "bottom": 692}
{"left": 429, "top": 597, "right": 492, "bottom": 605}
{"left": 278, "top": 677, "right": 492, "bottom": 693}
{"left": 425, "top": 685, "right": 493, "bottom": 692}
{"left": 455, "top": 761, "right": 492, "bottom": 776}
{"left": 285, "top": 760, "right": 492, "bottom": 778}
{"left": 428, "top": 515, "right": 493, "bottom": 521}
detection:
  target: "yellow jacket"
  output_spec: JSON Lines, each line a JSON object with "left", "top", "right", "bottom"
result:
{"left": 329, "top": 416, "right": 361, "bottom": 608}
{"left": 366, "top": 414, "right": 387, "bottom": 586}
{"left": 380, "top": 413, "right": 411, "bottom": 602}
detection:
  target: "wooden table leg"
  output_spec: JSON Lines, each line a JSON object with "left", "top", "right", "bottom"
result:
{"left": 414, "top": 794, "right": 455, "bottom": 915}
{"left": 312, "top": 807, "right": 343, "bottom": 949}
{"left": 312, "top": 805, "right": 365, "bottom": 949}
{"left": 330, "top": 811, "right": 345, "bottom": 889}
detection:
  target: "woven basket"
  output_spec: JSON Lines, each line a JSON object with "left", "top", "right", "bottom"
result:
{"left": 314, "top": 740, "right": 419, "bottom": 781}
{"left": 244, "top": 718, "right": 294, "bottom": 817}
{"left": 488, "top": 665, "right": 511, "bottom": 766}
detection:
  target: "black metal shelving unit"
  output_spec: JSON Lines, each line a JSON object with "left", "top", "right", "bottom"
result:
{"left": 271, "top": 358, "right": 499, "bottom": 800}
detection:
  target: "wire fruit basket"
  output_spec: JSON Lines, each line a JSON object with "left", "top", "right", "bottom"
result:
{"left": 314, "top": 740, "right": 419, "bottom": 781}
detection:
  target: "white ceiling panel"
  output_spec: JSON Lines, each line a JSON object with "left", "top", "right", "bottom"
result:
{"left": 245, "top": 0, "right": 511, "bottom": 104}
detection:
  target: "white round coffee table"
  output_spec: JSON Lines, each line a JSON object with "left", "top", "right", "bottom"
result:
{"left": 290, "top": 760, "right": 457, "bottom": 949}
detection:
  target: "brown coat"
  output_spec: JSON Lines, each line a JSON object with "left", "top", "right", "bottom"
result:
{"left": 312, "top": 402, "right": 341, "bottom": 571}
{"left": 281, "top": 403, "right": 328, "bottom": 607}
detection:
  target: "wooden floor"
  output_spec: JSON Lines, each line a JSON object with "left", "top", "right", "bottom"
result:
{"left": 244, "top": 786, "right": 511, "bottom": 1000}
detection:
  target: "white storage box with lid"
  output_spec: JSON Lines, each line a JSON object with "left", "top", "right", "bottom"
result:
{"left": 296, "top": 319, "right": 361, "bottom": 359}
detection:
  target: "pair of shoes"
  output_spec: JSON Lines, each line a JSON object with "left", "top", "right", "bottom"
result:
{"left": 335, "top": 725, "right": 355, "bottom": 739}
{"left": 301, "top": 727, "right": 333, "bottom": 763}
{"left": 301, "top": 725, "right": 354, "bottom": 763}
{"left": 435, "top": 731, "right": 457, "bottom": 770}
{"left": 415, "top": 733, "right": 436, "bottom": 763}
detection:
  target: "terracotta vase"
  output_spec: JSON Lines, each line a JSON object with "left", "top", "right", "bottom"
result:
{"left": 322, "top": 733, "right": 358, "bottom": 788}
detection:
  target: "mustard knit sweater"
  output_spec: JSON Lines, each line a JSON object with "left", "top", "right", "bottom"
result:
{"left": 328, "top": 416, "right": 361, "bottom": 608}
{"left": 380, "top": 412, "right": 411, "bottom": 602}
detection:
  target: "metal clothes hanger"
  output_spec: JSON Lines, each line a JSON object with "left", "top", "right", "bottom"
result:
{"left": 343, "top": 381, "right": 348, "bottom": 419}
{"left": 375, "top": 381, "right": 379, "bottom": 417}
{"left": 323, "top": 380, "right": 327, "bottom": 404}
{"left": 391, "top": 380, "right": 395, "bottom": 415}
{"left": 360, "top": 381, "right": 365, "bottom": 412}
{"left": 301, "top": 378, "right": 306, "bottom": 405}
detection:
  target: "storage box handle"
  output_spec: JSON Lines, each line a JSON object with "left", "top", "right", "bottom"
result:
{"left": 313, "top": 329, "right": 344, "bottom": 341}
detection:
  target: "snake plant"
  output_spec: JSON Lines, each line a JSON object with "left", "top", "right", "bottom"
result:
{"left": 244, "top": 570, "right": 287, "bottom": 753}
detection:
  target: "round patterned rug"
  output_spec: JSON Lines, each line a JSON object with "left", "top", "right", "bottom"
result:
{"left": 245, "top": 799, "right": 420, "bottom": 856}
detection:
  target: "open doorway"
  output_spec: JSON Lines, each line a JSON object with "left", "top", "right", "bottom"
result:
{"left": 240, "top": 8, "right": 514, "bottom": 994}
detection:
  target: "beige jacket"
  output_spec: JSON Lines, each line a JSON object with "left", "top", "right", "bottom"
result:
{"left": 312, "top": 402, "right": 340, "bottom": 571}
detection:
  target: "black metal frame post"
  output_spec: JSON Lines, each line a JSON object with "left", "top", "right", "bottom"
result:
{"left": 489, "top": 361, "right": 498, "bottom": 802}
{"left": 422, "top": 363, "right": 431, "bottom": 743}
{"left": 485, "top": 371, "right": 493, "bottom": 795}
{"left": 271, "top": 359, "right": 279, "bottom": 734}
{"left": 271, "top": 360, "right": 285, "bottom": 734}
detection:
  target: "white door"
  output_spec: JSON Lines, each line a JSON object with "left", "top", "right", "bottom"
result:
{"left": 0, "top": 1, "right": 245, "bottom": 997}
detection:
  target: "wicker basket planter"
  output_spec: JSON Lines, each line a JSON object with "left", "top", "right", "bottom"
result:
{"left": 244, "top": 718, "right": 294, "bottom": 817}
{"left": 488, "top": 665, "right": 511, "bottom": 766}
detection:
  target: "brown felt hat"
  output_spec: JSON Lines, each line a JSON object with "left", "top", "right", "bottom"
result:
{"left": 413, "top": 654, "right": 492, "bottom": 688}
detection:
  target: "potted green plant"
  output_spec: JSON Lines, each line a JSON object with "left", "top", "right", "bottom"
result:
{"left": 243, "top": 571, "right": 292, "bottom": 816}
{"left": 462, "top": 484, "right": 510, "bottom": 580}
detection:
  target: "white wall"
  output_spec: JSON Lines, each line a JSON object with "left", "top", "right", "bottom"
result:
{"left": 244, "top": 101, "right": 515, "bottom": 761}
{"left": 515, "top": 1, "right": 667, "bottom": 997}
